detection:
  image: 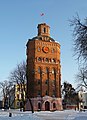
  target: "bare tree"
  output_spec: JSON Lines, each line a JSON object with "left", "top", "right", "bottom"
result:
{"left": 70, "top": 15, "right": 87, "bottom": 65}
{"left": 0, "top": 80, "right": 14, "bottom": 109}
{"left": 75, "top": 67, "right": 87, "bottom": 89}
{"left": 10, "top": 61, "right": 26, "bottom": 84}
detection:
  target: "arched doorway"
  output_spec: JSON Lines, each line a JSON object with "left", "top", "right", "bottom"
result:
{"left": 45, "top": 101, "right": 50, "bottom": 111}
{"left": 38, "top": 102, "right": 41, "bottom": 110}
{"left": 53, "top": 103, "right": 56, "bottom": 108}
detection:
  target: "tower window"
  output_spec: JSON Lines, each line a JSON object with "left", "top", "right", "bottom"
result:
{"left": 46, "top": 90, "right": 48, "bottom": 95}
{"left": 45, "top": 79, "right": 48, "bottom": 85}
{"left": 46, "top": 67, "right": 49, "bottom": 73}
{"left": 42, "top": 27, "right": 46, "bottom": 33}
{"left": 45, "top": 58, "right": 49, "bottom": 62}
{"left": 38, "top": 80, "right": 40, "bottom": 85}
{"left": 53, "top": 80, "right": 55, "bottom": 85}
{"left": 39, "top": 37, "right": 42, "bottom": 40}
{"left": 37, "top": 47, "right": 41, "bottom": 52}
{"left": 38, "top": 57, "right": 42, "bottom": 61}
{"left": 53, "top": 90, "right": 56, "bottom": 97}
{"left": 52, "top": 58, "right": 56, "bottom": 63}
{"left": 52, "top": 48, "right": 55, "bottom": 53}
{"left": 52, "top": 68, "right": 55, "bottom": 74}
{"left": 38, "top": 90, "right": 41, "bottom": 96}
{"left": 38, "top": 67, "right": 41, "bottom": 73}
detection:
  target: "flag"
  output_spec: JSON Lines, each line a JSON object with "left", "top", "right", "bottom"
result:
{"left": 40, "top": 13, "right": 44, "bottom": 16}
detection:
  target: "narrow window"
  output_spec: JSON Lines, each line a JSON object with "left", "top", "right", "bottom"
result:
{"left": 52, "top": 48, "right": 55, "bottom": 53}
{"left": 43, "top": 27, "right": 46, "bottom": 33}
{"left": 53, "top": 90, "right": 55, "bottom": 96}
{"left": 38, "top": 102, "right": 41, "bottom": 110}
{"left": 45, "top": 79, "right": 48, "bottom": 85}
{"left": 38, "top": 67, "right": 41, "bottom": 73}
{"left": 53, "top": 103, "right": 56, "bottom": 108}
{"left": 46, "top": 67, "right": 49, "bottom": 73}
{"left": 37, "top": 47, "right": 41, "bottom": 52}
{"left": 52, "top": 68, "right": 55, "bottom": 74}
{"left": 38, "top": 90, "right": 41, "bottom": 96}
{"left": 38, "top": 80, "right": 40, "bottom": 85}
{"left": 46, "top": 90, "right": 48, "bottom": 95}
{"left": 45, "top": 58, "right": 49, "bottom": 62}
{"left": 38, "top": 57, "right": 42, "bottom": 61}
{"left": 52, "top": 58, "right": 56, "bottom": 63}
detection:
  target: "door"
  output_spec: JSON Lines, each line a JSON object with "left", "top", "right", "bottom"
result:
{"left": 45, "top": 101, "right": 50, "bottom": 111}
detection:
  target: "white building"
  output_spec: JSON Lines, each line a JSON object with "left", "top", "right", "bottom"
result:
{"left": 78, "top": 90, "right": 87, "bottom": 109}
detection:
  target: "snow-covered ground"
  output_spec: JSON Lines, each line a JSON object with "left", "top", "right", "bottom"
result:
{"left": 0, "top": 109, "right": 87, "bottom": 120}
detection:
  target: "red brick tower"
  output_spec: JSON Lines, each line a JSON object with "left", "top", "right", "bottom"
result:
{"left": 26, "top": 23, "right": 62, "bottom": 111}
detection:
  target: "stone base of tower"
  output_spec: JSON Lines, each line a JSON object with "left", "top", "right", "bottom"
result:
{"left": 25, "top": 96, "right": 63, "bottom": 111}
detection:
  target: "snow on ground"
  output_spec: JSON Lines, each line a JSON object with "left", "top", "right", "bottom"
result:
{"left": 0, "top": 109, "right": 87, "bottom": 120}
{"left": 0, "top": 110, "right": 43, "bottom": 120}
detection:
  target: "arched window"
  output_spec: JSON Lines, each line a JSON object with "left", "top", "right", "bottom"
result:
{"left": 37, "top": 90, "right": 41, "bottom": 96}
{"left": 52, "top": 68, "right": 56, "bottom": 74}
{"left": 46, "top": 90, "right": 48, "bottom": 95}
{"left": 38, "top": 80, "right": 40, "bottom": 85}
{"left": 38, "top": 57, "right": 42, "bottom": 62}
{"left": 45, "top": 79, "right": 48, "bottom": 85}
{"left": 46, "top": 67, "right": 49, "bottom": 73}
{"left": 52, "top": 48, "right": 55, "bottom": 53}
{"left": 37, "top": 47, "right": 41, "bottom": 52}
{"left": 38, "top": 67, "right": 41, "bottom": 73}
{"left": 53, "top": 90, "right": 56, "bottom": 96}
{"left": 45, "top": 58, "right": 49, "bottom": 62}
{"left": 52, "top": 68, "right": 55, "bottom": 74}
{"left": 52, "top": 58, "right": 56, "bottom": 63}
{"left": 38, "top": 102, "right": 41, "bottom": 110}
{"left": 43, "top": 27, "right": 46, "bottom": 33}
{"left": 53, "top": 103, "right": 56, "bottom": 108}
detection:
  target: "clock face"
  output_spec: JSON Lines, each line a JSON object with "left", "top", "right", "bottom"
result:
{"left": 42, "top": 46, "right": 49, "bottom": 53}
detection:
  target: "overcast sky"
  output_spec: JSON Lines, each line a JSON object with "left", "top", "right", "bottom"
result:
{"left": 0, "top": 0, "right": 87, "bottom": 87}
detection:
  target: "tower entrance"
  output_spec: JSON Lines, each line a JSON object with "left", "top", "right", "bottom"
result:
{"left": 45, "top": 101, "right": 50, "bottom": 111}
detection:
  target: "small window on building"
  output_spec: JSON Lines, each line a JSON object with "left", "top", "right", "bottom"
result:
{"left": 52, "top": 48, "right": 55, "bottom": 53}
{"left": 45, "top": 79, "right": 48, "bottom": 85}
{"left": 52, "top": 58, "right": 56, "bottom": 63}
{"left": 53, "top": 103, "right": 56, "bottom": 108}
{"left": 17, "top": 87, "right": 20, "bottom": 91}
{"left": 53, "top": 90, "right": 56, "bottom": 96}
{"left": 38, "top": 90, "right": 41, "bottom": 96}
{"left": 17, "top": 94, "right": 19, "bottom": 100}
{"left": 46, "top": 90, "right": 48, "bottom": 95}
{"left": 39, "top": 37, "right": 42, "bottom": 40}
{"left": 43, "top": 27, "right": 46, "bottom": 33}
{"left": 38, "top": 102, "right": 41, "bottom": 110}
{"left": 37, "top": 47, "right": 41, "bottom": 52}
{"left": 52, "top": 68, "right": 55, "bottom": 74}
{"left": 53, "top": 80, "right": 55, "bottom": 85}
{"left": 38, "top": 67, "right": 41, "bottom": 73}
{"left": 46, "top": 67, "right": 49, "bottom": 73}
{"left": 45, "top": 58, "right": 49, "bottom": 62}
{"left": 38, "top": 57, "right": 42, "bottom": 62}
{"left": 52, "top": 68, "right": 56, "bottom": 74}
{"left": 38, "top": 80, "right": 40, "bottom": 85}
{"left": 17, "top": 102, "right": 20, "bottom": 106}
